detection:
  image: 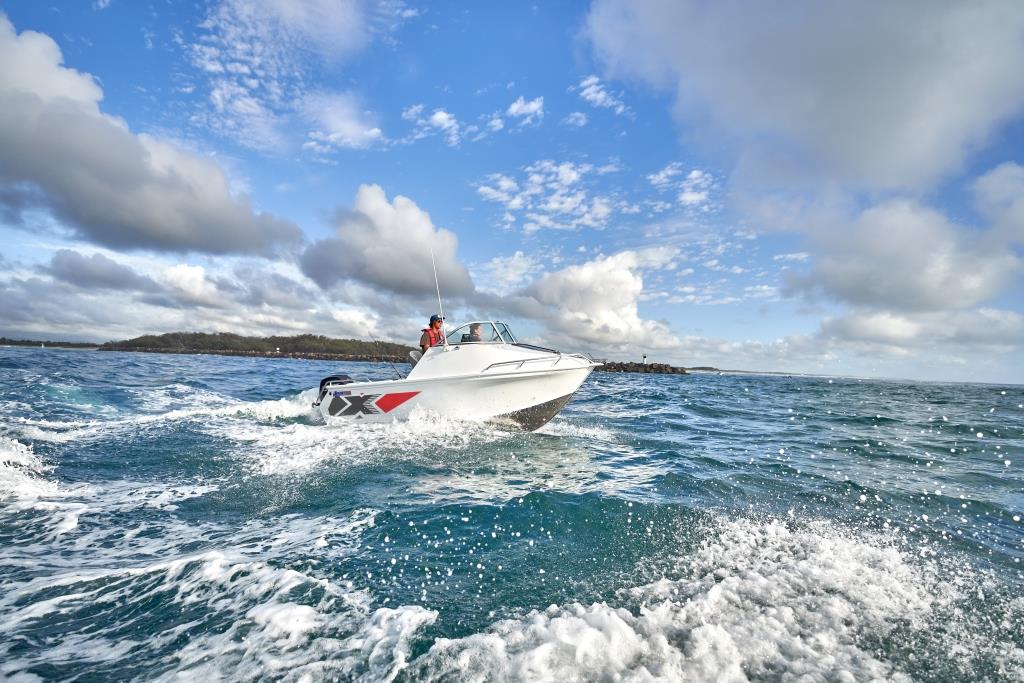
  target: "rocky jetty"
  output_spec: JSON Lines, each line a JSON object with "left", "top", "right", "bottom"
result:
{"left": 596, "top": 361, "right": 688, "bottom": 375}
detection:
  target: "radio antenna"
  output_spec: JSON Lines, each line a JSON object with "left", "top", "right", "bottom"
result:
{"left": 429, "top": 242, "right": 448, "bottom": 346}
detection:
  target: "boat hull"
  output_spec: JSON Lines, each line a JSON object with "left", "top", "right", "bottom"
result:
{"left": 317, "top": 365, "right": 594, "bottom": 430}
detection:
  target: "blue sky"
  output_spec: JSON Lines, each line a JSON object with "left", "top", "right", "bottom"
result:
{"left": 1, "top": 0, "right": 1023, "bottom": 382}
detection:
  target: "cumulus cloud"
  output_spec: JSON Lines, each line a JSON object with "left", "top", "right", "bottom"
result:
{"left": 300, "top": 184, "right": 473, "bottom": 297}
{"left": 506, "top": 96, "right": 544, "bottom": 125}
{"left": 45, "top": 249, "right": 159, "bottom": 292}
{"left": 820, "top": 308, "right": 1024, "bottom": 355}
{"left": 518, "top": 248, "right": 680, "bottom": 350}
{"left": 790, "top": 199, "right": 1020, "bottom": 311}
{"left": 586, "top": 0, "right": 1024, "bottom": 189}
{"left": 0, "top": 14, "right": 302, "bottom": 254}
{"left": 160, "top": 263, "right": 225, "bottom": 308}
{"left": 0, "top": 252, "right": 399, "bottom": 344}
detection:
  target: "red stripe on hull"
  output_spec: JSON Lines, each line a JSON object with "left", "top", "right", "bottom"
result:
{"left": 375, "top": 391, "right": 420, "bottom": 413}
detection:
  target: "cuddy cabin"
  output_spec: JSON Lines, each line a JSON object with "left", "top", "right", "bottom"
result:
{"left": 408, "top": 320, "right": 592, "bottom": 379}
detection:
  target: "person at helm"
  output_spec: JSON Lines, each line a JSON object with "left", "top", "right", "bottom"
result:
{"left": 419, "top": 314, "right": 444, "bottom": 353}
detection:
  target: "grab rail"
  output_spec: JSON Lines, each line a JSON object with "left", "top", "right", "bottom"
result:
{"left": 481, "top": 352, "right": 593, "bottom": 374}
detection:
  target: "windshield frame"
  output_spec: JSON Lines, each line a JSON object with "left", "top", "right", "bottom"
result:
{"left": 445, "top": 321, "right": 504, "bottom": 345}
{"left": 494, "top": 322, "right": 517, "bottom": 343}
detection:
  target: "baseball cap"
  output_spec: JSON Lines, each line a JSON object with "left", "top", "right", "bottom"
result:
{"left": 429, "top": 314, "right": 444, "bottom": 324}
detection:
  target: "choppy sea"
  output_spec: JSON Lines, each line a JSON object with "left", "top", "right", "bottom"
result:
{"left": 1, "top": 346, "right": 1022, "bottom": 682}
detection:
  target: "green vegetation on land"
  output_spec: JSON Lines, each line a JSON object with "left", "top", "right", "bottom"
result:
{"left": 99, "top": 332, "right": 413, "bottom": 358}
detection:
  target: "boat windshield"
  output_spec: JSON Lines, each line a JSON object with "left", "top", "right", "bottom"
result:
{"left": 494, "top": 322, "right": 516, "bottom": 343}
{"left": 446, "top": 321, "right": 504, "bottom": 344}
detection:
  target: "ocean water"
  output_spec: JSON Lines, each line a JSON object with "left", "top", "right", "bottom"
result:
{"left": 1, "top": 346, "right": 1022, "bottom": 682}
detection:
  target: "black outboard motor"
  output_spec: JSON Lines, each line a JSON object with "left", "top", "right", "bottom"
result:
{"left": 313, "top": 375, "right": 354, "bottom": 407}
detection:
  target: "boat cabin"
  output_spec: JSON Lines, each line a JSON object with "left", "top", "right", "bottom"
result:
{"left": 444, "top": 321, "right": 517, "bottom": 345}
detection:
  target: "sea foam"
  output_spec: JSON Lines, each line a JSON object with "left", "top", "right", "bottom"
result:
{"left": 410, "top": 517, "right": 1023, "bottom": 681}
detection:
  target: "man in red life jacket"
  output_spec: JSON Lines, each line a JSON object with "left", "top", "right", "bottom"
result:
{"left": 419, "top": 314, "right": 445, "bottom": 354}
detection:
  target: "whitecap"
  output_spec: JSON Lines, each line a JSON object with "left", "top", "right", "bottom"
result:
{"left": 0, "top": 436, "right": 87, "bottom": 536}
{"left": 409, "top": 517, "right": 1024, "bottom": 681}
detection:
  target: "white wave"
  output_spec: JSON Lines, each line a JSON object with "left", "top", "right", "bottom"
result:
{"left": 536, "top": 419, "right": 616, "bottom": 441}
{"left": 0, "top": 436, "right": 86, "bottom": 536}
{"left": 210, "top": 404, "right": 516, "bottom": 475}
{"left": 0, "top": 507, "right": 438, "bottom": 682}
{"left": 411, "top": 517, "right": 1023, "bottom": 681}
{"left": 143, "top": 484, "right": 220, "bottom": 511}
{"left": 6, "top": 387, "right": 318, "bottom": 445}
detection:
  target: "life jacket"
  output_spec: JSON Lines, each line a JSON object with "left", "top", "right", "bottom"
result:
{"left": 422, "top": 326, "right": 444, "bottom": 347}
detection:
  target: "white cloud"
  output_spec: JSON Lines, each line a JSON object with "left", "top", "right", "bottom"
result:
{"left": 506, "top": 96, "right": 544, "bottom": 125}
{"left": 0, "top": 16, "right": 102, "bottom": 104}
{"left": 562, "top": 111, "right": 588, "bottom": 127}
{"left": 773, "top": 252, "right": 810, "bottom": 262}
{"left": 647, "top": 162, "right": 683, "bottom": 190}
{"left": 162, "top": 263, "right": 222, "bottom": 308}
{"left": 702, "top": 259, "right": 743, "bottom": 274}
{"left": 820, "top": 308, "right": 1024, "bottom": 355}
{"left": 301, "top": 91, "right": 383, "bottom": 152}
{"left": 478, "top": 251, "right": 541, "bottom": 295}
{"left": 188, "top": 0, "right": 414, "bottom": 152}
{"left": 678, "top": 169, "right": 712, "bottom": 208}
{"left": 0, "top": 15, "right": 301, "bottom": 254}
{"left": 647, "top": 163, "right": 714, "bottom": 210}
{"left": 429, "top": 109, "right": 460, "bottom": 145}
{"left": 520, "top": 248, "right": 680, "bottom": 349}
{"left": 587, "top": 0, "right": 1024, "bottom": 189}
{"left": 576, "top": 75, "right": 629, "bottom": 116}
{"left": 476, "top": 160, "right": 618, "bottom": 232}
{"left": 402, "top": 103, "right": 424, "bottom": 121}
{"left": 792, "top": 199, "right": 1020, "bottom": 311}
{"left": 0, "top": 252, "right": 400, "bottom": 344}
{"left": 400, "top": 106, "right": 463, "bottom": 146}
{"left": 300, "top": 184, "right": 473, "bottom": 296}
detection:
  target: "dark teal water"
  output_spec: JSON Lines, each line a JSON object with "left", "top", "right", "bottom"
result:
{"left": 1, "top": 347, "right": 1022, "bottom": 681}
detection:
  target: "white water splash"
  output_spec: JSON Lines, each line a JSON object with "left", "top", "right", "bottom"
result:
{"left": 537, "top": 419, "right": 617, "bottom": 441}
{"left": 0, "top": 436, "right": 86, "bottom": 536}
{"left": 0, "top": 506, "right": 439, "bottom": 682}
{"left": 210, "top": 404, "right": 517, "bottom": 475}
{"left": 410, "top": 517, "right": 1024, "bottom": 681}
{"left": 5, "top": 387, "right": 319, "bottom": 445}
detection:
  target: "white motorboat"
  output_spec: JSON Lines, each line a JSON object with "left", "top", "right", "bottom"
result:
{"left": 313, "top": 321, "right": 600, "bottom": 430}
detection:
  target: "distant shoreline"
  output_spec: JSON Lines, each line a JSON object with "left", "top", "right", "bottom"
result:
{"left": 0, "top": 337, "right": 97, "bottom": 349}
{"left": 99, "top": 346, "right": 410, "bottom": 364}
{"left": 2, "top": 335, "right": 700, "bottom": 376}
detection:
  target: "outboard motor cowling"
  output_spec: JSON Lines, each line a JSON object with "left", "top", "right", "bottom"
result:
{"left": 313, "top": 374, "right": 354, "bottom": 407}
